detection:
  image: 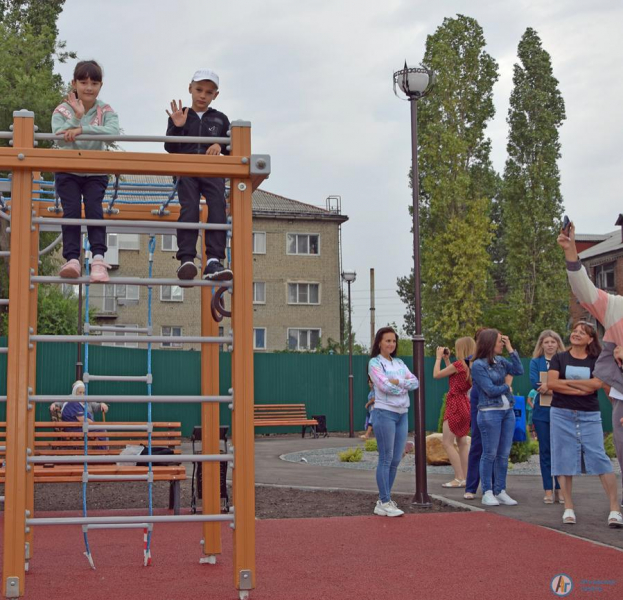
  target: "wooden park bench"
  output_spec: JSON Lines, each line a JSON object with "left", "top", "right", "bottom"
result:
{"left": 253, "top": 404, "right": 319, "bottom": 438}
{"left": 0, "top": 420, "right": 186, "bottom": 514}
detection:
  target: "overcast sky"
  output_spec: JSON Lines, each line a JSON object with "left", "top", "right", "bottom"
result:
{"left": 54, "top": 0, "right": 622, "bottom": 346}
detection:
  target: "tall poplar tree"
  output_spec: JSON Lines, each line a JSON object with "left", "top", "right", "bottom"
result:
{"left": 397, "top": 14, "right": 499, "bottom": 349}
{"left": 499, "top": 27, "right": 567, "bottom": 354}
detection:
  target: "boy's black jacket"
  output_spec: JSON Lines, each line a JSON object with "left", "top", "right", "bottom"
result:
{"left": 165, "top": 107, "right": 231, "bottom": 156}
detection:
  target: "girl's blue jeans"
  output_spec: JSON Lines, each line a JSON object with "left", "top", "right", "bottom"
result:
{"left": 477, "top": 408, "right": 514, "bottom": 495}
{"left": 374, "top": 408, "right": 408, "bottom": 503}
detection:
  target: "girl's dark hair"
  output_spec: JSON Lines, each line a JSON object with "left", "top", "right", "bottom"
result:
{"left": 473, "top": 328, "right": 500, "bottom": 365}
{"left": 370, "top": 327, "right": 398, "bottom": 358}
{"left": 73, "top": 60, "right": 103, "bottom": 82}
{"left": 572, "top": 321, "right": 602, "bottom": 358}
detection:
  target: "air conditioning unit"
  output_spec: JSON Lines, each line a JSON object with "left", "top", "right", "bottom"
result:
{"left": 104, "top": 233, "right": 119, "bottom": 266}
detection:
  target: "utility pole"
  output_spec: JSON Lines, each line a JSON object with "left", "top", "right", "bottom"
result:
{"left": 369, "top": 268, "right": 375, "bottom": 347}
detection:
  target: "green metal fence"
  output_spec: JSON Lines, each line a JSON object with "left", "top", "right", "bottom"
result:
{"left": 0, "top": 340, "right": 614, "bottom": 434}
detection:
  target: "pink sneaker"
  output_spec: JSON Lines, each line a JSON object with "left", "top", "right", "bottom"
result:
{"left": 90, "top": 258, "right": 110, "bottom": 283}
{"left": 59, "top": 259, "right": 81, "bottom": 279}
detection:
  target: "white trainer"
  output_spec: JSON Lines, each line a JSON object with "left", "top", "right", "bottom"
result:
{"left": 481, "top": 491, "right": 500, "bottom": 506}
{"left": 495, "top": 490, "right": 518, "bottom": 506}
{"left": 374, "top": 500, "right": 404, "bottom": 517}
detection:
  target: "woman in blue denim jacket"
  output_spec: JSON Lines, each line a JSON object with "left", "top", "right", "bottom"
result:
{"left": 471, "top": 329, "right": 524, "bottom": 507}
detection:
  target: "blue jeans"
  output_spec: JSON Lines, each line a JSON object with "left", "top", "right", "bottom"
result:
{"left": 374, "top": 408, "right": 408, "bottom": 503}
{"left": 478, "top": 408, "right": 514, "bottom": 495}
{"left": 533, "top": 418, "right": 559, "bottom": 491}
{"left": 465, "top": 396, "right": 482, "bottom": 494}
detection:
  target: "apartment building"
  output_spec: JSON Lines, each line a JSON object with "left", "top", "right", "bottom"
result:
{"left": 85, "top": 178, "right": 348, "bottom": 352}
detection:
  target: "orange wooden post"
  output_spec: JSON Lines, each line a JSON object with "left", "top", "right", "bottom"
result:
{"left": 2, "top": 110, "right": 36, "bottom": 598}
{"left": 229, "top": 121, "right": 256, "bottom": 594}
{"left": 24, "top": 173, "right": 41, "bottom": 564}
{"left": 200, "top": 208, "right": 223, "bottom": 561}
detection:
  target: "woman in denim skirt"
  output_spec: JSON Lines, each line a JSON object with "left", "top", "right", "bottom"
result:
{"left": 471, "top": 330, "right": 524, "bottom": 507}
{"left": 547, "top": 322, "right": 623, "bottom": 527}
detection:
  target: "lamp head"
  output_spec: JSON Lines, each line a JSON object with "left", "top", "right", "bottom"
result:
{"left": 342, "top": 269, "right": 357, "bottom": 283}
{"left": 393, "top": 62, "right": 434, "bottom": 100}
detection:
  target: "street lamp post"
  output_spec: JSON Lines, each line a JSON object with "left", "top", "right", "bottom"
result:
{"left": 342, "top": 269, "right": 357, "bottom": 437}
{"left": 393, "top": 61, "right": 434, "bottom": 506}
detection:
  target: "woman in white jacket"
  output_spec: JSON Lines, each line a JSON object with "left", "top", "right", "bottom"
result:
{"left": 368, "top": 327, "right": 419, "bottom": 517}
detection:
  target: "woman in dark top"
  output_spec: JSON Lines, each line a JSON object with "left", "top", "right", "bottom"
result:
{"left": 548, "top": 321, "right": 622, "bottom": 527}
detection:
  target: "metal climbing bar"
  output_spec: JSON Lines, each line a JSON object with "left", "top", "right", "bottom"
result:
{"left": 32, "top": 275, "right": 232, "bottom": 288}
{"left": 82, "top": 374, "right": 153, "bottom": 383}
{"left": 28, "top": 514, "right": 234, "bottom": 526}
{"left": 33, "top": 133, "right": 231, "bottom": 145}
{"left": 30, "top": 334, "right": 231, "bottom": 344}
{"left": 29, "top": 394, "right": 233, "bottom": 404}
{"left": 28, "top": 454, "right": 231, "bottom": 464}
{"left": 33, "top": 216, "right": 231, "bottom": 231}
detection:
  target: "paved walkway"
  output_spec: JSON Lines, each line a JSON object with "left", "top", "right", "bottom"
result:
{"left": 253, "top": 435, "right": 623, "bottom": 550}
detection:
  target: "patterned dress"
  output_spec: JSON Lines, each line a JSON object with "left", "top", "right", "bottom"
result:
{"left": 444, "top": 360, "right": 471, "bottom": 438}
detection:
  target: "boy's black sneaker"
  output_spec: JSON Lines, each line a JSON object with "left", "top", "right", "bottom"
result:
{"left": 203, "top": 261, "right": 233, "bottom": 281}
{"left": 177, "top": 260, "right": 198, "bottom": 282}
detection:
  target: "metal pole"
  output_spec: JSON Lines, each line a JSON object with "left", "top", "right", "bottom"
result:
{"left": 76, "top": 282, "right": 83, "bottom": 381}
{"left": 370, "top": 268, "right": 375, "bottom": 350}
{"left": 410, "top": 98, "right": 431, "bottom": 506}
{"left": 348, "top": 280, "right": 354, "bottom": 438}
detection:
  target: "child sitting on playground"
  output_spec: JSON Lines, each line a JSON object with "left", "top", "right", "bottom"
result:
{"left": 164, "top": 68, "right": 232, "bottom": 282}
{"left": 52, "top": 60, "right": 120, "bottom": 283}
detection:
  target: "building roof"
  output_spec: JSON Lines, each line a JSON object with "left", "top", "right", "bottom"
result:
{"left": 115, "top": 175, "right": 348, "bottom": 222}
{"left": 575, "top": 233, "right": 609, "bottom": 242}
{"left": 579, "top": 230, "right": 623, "bottom": 260}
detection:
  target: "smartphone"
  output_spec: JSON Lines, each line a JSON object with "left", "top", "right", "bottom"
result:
{"left": 562, "top": 215, "right": 571, "bottom": 236}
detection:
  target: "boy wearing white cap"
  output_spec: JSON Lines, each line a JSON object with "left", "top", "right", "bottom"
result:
{"left": 165, "top": 68, "right": 232, "bottom": 282}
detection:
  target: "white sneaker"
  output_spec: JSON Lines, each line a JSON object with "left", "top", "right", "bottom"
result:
{"left": 374, "top": 500, "right": 404, "bottom": 517}
{"left": 481, "top": 491, "right": 499, "bottom": 506}
{"left": 495, "top": 490, "right": 518, "bottom": 506}
{"left": 608, "top": 511, "right": 623, "bottom": 528}
{"left": 388, "top": 500, "right": 405, "bottom": 516}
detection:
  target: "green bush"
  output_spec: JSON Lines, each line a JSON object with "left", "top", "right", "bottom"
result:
{"left": 509, "top": 441, "right": 532, "bottom": 464}
{"left": 528, "top": 440, "right": 539, "bottom": 455}
{"left": 364, "top": 439, "right": 378, "bottom": 452}
{"left": 604, "top": 433, "right": 616, "bottom": 459}
{"left": 338, "top": 447, "right": 363, "bottom": 463}
{"left": 437, "top": 393, "right": 447, "bottom": 433}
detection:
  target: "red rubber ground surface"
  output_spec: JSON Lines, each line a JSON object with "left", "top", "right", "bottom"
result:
{"left": 2, "top": 511, "right": 622, "bottom": 599}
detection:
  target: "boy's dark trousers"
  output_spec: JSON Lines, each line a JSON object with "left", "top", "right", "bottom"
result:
{"left": 176, "top": 176, "right": 227, "bottom": 263}
{"left": 55, "top": 173, "right": 108, "bottom": 260}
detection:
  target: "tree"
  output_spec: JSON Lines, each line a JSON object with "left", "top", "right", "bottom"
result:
{"left": 397, "top": 15, "right": 499, "bottom": 350}
{"left": 498, "top": 27, "right": 567, "bottom": 354}
{"left": 0, "top": 1, "right": 79, "bottom": 336}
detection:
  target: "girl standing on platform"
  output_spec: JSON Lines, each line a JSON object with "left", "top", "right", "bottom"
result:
{"left": 52, "top": 60, "right": 119, "bottom": 283}
{"left": 433, "top": 337, "right": 476, "bottom": 488}
{"left": 368, "top": 327, "right": 419, "bottom": 517}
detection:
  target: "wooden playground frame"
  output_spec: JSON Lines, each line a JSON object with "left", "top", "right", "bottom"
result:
{"left": 0, "top": 110, "right": 268, "bottom": 598}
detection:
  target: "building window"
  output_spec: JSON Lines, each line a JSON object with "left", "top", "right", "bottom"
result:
{"left": 288, "top": 283, "right": 319, "bottom": 304}
{"left": 253, "top": 282, "right": 266, "bottom": 304}
{"left": 161, "top": 326, "right": 182, "bottom": 348}
{"left": 254, "top": 328, "right": 267, "bottom": 350}
{"left": 103, "top": 324, "right": 139, "bottom": 348}
{"left": 253, "top": 232, "right": 266, "bottom": 254}
{"left": 160, "top": 285, "right": 184, "bottom": 302}
{"left": 102, "top": 284, "right": 117, "bottom": 313}
{"left": 115, "top": 284, "right": 140, "bottom": 304}
{"left": 107, "top": 233, "right": 140, "bottom": 250}
{"left": 287, "top": 328, "right": 321, "bottom": 351}
{"left": 162, "top": 234, "right": 178, "bottom": 252}
{"left": 287, "top": 233, "right": 319, "bottom": 255}
{"left": 594, "top": 263, "right": 616, "bottom": 291}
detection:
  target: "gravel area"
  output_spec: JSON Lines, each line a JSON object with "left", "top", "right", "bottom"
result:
{"left": 281, "top": 447, "right": 622, "bottom": 475}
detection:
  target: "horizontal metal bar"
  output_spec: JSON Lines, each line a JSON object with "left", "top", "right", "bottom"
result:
{"left": 0, "top": 496, "right": 4, "bottom": 503}
{"left": 31, "top": 334, "right": 231, "bottom": 344}
{"left": 34, "top": 133, "right": 230, "bottom": 145}
{"left": 86, "top": 474, "right": 150, "bottom": 482}
{"left": 0, "top": 446, "right": 5, "bottom": 451}
{"left": 0, "top": 132, "right": 12, "bottom": 140}
{"left": 0, "top": 348, "right": 7, "bottom": 354}
{"left": 0, "top": 299, "right": 7, "bottom": 305}
{"left": 84, "top": 523, "right": 151, "bottom": 530}
{"left": 31, "top": 276, "right": 231, "bottom": 289}
{"left": 28, "top": 453, "right": 231, "bottom": 464}
{"left": 86, "top": 424, "right": 150, "bottom": 432}
{"left": 0, "top": 251, "right": 9, "bottom": 257}
{"left": 0, "top": 211, "right": 11, "bottom": 222}
{"left": 83, "top": 374, "right": 152, "bottom": 384}
{"left": 29, "top": 394, "right": 233, "bottom": 404}
{"left": 33, "top": 216, "right": 231, "bottom": 231}
{"left": 84, "top": 323, "right": 151, "bottom": 334}
{"left": 28, "top": 514, "right": 234, "bottom": 526}
{"left": 0, "top": 396, "right": 6, "bottom": 401}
